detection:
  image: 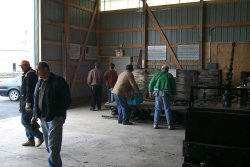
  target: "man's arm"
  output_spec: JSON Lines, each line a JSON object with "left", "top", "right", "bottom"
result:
{"left": 32, "top": 80, "right": 40, "bottom": 119}
{"left": 148, "top": 74, "right": 157, "bottom": 93}
{"left": 25, "top": 73, "right": 37, "bottom": 111}
{"left": 128, "top": 74, "right": 139, "bottom": 92}
{"left": 87, "top": 70, "right": 92, "bottom": 85}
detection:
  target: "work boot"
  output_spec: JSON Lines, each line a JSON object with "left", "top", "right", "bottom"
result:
{"left": 22, "top": 140, "right": 35, "bottom": 147}
{"left": 36, "top": 138, "right": 44, "bottom": 147}
{"left": 123, "top": 122, "right": 133, "bottom": 125}
{"left": 154, "top": 125, "right": 159, "bottom": 129}
{"left": 167, "top": 125, "right": 174, "bottom": 130}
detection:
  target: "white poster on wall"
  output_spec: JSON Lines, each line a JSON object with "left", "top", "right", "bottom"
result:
{"left": 70, "top": 43, "right": 80, "bottom": 59}
{"left": 177, "top": 44, "right": 199, "bottom": 61}
{"left": 148, "top": 46, "right": 167, "bottom": 60}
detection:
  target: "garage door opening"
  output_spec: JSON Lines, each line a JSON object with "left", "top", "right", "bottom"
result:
{"left": 0, "top": 0, "right": 36, "bottom": 76}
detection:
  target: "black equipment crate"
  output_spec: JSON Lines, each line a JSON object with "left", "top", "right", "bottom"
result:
{"left": 183, "top": 107, "right": 250, "bottom": 167}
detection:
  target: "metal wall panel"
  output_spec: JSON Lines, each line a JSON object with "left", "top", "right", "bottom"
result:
{"left": 42, "top": 0, "right": 64, "bottom": 21}
{"left": 41, "top": 0, "right": 97, "bottom": 98}
{"left": 41, "top": 0, "right": 64, "bottom": 76}
{"left": 101, "top": 0, "right": 250, "bottom": 64}
{"left": 42, "top": 25, "right": 63, "bottom": 41}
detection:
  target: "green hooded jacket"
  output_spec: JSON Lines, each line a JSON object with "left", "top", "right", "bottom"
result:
{"left": 148, "top": 71, "right": 176, "bottom": 95}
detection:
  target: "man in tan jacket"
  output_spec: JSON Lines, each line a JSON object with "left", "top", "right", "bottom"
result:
{"left": 112, "top": 65, "right": 139, "bottom": 125}
{"left": 87, "top": 62, "right": 103, "bottom": 111}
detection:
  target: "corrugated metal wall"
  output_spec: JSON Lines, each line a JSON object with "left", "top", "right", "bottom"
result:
{"left": 41, "top": 0, "right": 97, "bottom": 98}
{"left": 204, "top": 1, "right": 250, "bottom": 42}
{"left": 100, "top": 0, "right": 250, "bottom": 69}
{"left": 40, "top": 0, "right": 250, "bottom": 98}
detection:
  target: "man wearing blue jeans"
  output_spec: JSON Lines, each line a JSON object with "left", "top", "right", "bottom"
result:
{"left": 32, "top": 62, "right": 71, "bottom": 167}
{"left": 112, "top": 65, "right": 139, "bottom": 125}
{"left": 19, "top": 60, "right": 44, "bottom": 147}
{"left": 148, "top": 65, "right": 176, "bottom": 130}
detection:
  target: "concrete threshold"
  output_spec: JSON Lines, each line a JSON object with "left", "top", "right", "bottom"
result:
{"left": 0, "top": 107, "right": 184, "bottom": 167}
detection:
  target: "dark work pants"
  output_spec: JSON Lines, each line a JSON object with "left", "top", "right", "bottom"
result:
{"left": 90, "top": 85, "right": 102, "bottom": 110}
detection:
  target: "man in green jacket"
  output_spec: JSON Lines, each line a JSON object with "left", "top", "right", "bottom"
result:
{"left": 148, "top": 65, "right": 176, "bottom": 130}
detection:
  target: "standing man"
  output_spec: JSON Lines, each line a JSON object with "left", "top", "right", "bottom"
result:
{"left": 87, "top": 62, "right": 103, "bottom": 111}
{"left": 112, "top": 65, "right": 139, "bottom": 125}
{"left": 104, "top": 63, "right": 118, "bottom": 103}
{"left": 32, "top": 62, "right": 71, "bottom": 167}
{"left": 19, "top": 60, "right": 44, "bottom": 147}
{"left": 148, "top": 65, "right": 176, "bottom": 130}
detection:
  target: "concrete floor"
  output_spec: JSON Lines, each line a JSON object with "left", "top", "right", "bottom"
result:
{"left": 0, "top": 107, "right": 184, "bottom": 167}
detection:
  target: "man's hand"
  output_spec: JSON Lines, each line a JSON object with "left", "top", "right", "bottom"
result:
{"left": 25, "top": 103, "right": 32, "bottom": 112}
{"left": 149, "top": 92, "right": 153, "bottom": 99}
{"left": 31, "top": 117, "right": 37, "bottom": 124}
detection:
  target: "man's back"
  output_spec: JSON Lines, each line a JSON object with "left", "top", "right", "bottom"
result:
{"left": 112, "top": 71, "right": 138, "bottom": 98}
{"left": 104, "top": 69, "right": 118, "bottom": 88}
{"left": 149, "top": 71, "right": 176, "bottom": 95}
{"left": 87, "top": 68, "right": 103, "bottom": 86}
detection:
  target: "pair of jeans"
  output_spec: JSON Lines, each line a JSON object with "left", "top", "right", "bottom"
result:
{"left": 40, "top": 117, "right": 65, "bottom": 167}
{"left": 106, "top": 86, "right": 114, "bottom": 102}
{"left": 90, "top": 85, "right": 102, "bottom": 109}
{"left": 154, "top": 96, "right": 173, "bottom": 126}
{"left": 114, "top": 94, "right": 129, "bottom": 123}
{"left": 21, "top": 111, "right": 43, "bottom": 141}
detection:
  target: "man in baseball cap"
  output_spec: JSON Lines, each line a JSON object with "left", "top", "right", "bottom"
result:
{"left": 19, "top": 60, "right": 30, "bottom": 67}
{"left": 19, "top": 60, "right": 44, "bottom": 147}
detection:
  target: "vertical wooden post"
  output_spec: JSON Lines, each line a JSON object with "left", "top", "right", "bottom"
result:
{"left": 96, "top": 0, "right": 101, "bottom": 61}
{"left": 142, "top": 0, "right": 147, "bottom": 68}
{"left": 63, "top": 0, "right": 70, "bottom": 83}
{"left": 199, "top": 0, "right": 204, "bottom": 69}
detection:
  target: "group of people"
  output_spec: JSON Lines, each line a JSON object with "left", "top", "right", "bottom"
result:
{"left": 87, "top": 62, "right": 176, "bottom": 129}
{"left": 87, "top": 62, "right": 118, "bottom": 111}
{"left": 19, "top": 59, "right": 176, "bottom": 167}
{"left": 19, "top": 60, "right": 71, "bottom": 167}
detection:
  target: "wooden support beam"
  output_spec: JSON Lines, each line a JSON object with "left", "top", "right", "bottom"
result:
{"left": 42, "top": 19, "right": 97, "bottom": 32}
{"left": 63, "top": 0, "right": 71, "bottom": 83}
{"left": 199, "top": 0, "right": 204, "bottom": 69}
{"left": 55, "top": 0, "right": 94, "bottom": 13}
{"left": 68, "top": 3, "right": 94, "bottom": 13}
{"left": 142, "top": 0, "right": 147, "bottom": 68}
{"left": 96, "top": 0, "right": 101, "bottom": 61}
{"left": 42, "top": 40, "right": 198, "bottom": 49}
{"left": 146, "top": 61, "right": 199, "bottom": 66}
{"left": 100, "top": 44, "right": 143, "bottom": 49}
{"left": 146, "top": 4, "right": 182, "bottom": 69}
{"left": 102, "top": 28, "right": 143, "bottom": 33}
{"left": 70, "top": 3, "right": 98, "bottom": 92}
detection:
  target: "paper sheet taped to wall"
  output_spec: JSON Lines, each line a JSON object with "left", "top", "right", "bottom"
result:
{"left": 177, "top": 44, "right": 199, "bottom": 61}
{"left": 70, "top": 44, "right": 80, "bottom": 59}
{"left": 148, "top": 46, "right": 167, "bottom": 60}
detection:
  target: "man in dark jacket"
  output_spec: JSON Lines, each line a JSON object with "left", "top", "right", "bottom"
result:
{"left": 19, "top": 60, "right": 44, "bottom": 147}
{"left": 32, "top": 61, "right": 71, "bottom": 167}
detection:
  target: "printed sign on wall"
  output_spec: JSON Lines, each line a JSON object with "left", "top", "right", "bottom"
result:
{"left": 148, "top": 46, "right": 167, "bottom": 61}
{"left": 177, "top": 44, "right": 199, "bottom": 61}
{"left": 70, "top": 44, "right": 80, "bottom": 59}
